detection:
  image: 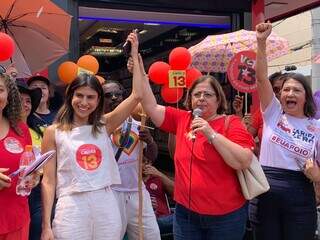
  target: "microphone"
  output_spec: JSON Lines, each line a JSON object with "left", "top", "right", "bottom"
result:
{"left": 193, "top": 108, "right": 202, "bottom": 118}
{"left": 191, "top": 108, "right": 202, "bottom": 141}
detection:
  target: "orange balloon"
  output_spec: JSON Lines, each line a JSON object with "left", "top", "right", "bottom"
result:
{"left": 77, "top": 55, "right": 99, "bottom": 74}
{"left": 57, "top": 61, "right": 78, "bottom": 84}
{"left": 95, "top": 75, "right": 106, "bottom": 85}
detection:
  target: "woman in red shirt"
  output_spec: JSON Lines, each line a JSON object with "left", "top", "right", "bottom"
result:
{"left": 129, "top": 34, "right": 254, "bottom": 240}
{"left": 0, "top": 73, "right": 32, "bottom": 240}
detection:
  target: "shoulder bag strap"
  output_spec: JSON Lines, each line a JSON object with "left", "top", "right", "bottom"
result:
{"left": 115, "top": 117, "right": 133, "bottom": 161}
{"left": 223, "top": 115, "right": 231, "bottom": 135}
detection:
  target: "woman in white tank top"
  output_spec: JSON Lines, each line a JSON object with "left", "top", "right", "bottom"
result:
{"left": 40, "top": 33, "right": 143, "bottom": 240}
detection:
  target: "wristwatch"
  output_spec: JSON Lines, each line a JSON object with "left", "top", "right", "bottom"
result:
{"left": 208, "top": 131, "right": 218, "bottom": 144}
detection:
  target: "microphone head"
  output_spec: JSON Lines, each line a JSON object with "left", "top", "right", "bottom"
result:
{"left": 193, "top": 108, "right": 202, "bottom": 118}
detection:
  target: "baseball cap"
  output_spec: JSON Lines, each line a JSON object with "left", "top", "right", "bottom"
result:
{"left": 27, "top": 75, "right": 50, "bottom": 86}
{"left": 16, "top": 78, "right": 42, "bottom": 114}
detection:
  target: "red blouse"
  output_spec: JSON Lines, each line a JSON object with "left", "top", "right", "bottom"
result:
{"left": 160, "top": 107, "right": 254, "bottom": 215}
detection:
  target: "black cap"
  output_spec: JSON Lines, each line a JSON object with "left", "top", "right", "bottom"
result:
{"left": 27, "top": 75, "right": 50, "bottom": 86}
{"left": 16, "top": 78, "right": 42, "bottom": 114}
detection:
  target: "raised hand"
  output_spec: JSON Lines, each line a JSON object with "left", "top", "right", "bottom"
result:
{"left": 127, "top": 57, "right": 134, "bottom": 73}
{"left": 232, "top": 95, "right": 244, "bottom": 117}
{"left": 126, "top": 30, "right": 139, "bottom": 58}
{"left": 256, "top": 22, "right": 272, "bottom": 41}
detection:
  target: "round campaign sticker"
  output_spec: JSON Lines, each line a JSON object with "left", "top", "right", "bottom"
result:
{"left": 227, "top": 50, "right": 257, "bottom": 93}
{"left": 150, "top": 183, "right": 158, "bottom": 190}
{"left": 4, "top": 137, "right": 24, "bottom": 153}
{"left": 76, "top": 144, "right": 102, "bottom": 171}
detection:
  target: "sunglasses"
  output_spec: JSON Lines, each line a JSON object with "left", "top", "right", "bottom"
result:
{"left": 104, "top": 91, "right": 123, "bottom": 99}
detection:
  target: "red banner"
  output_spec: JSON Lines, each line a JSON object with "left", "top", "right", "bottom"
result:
{"left": 227, "top": 50, "right": 257, "bottom": 93}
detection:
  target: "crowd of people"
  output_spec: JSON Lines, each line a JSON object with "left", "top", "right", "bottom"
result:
{"left": 0, "top": 23, "right": 320, "bottom": 240}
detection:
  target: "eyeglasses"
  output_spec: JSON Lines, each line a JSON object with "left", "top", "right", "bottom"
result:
{"left": 192, "top": 91, "right": 216, "bottom": 99}
{"left": 104, "top": 91, "right": 123, "bottom": 99}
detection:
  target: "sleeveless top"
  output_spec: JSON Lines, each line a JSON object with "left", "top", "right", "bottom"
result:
{"left": 55, "top": 125, "right": 121, "bottom": 198}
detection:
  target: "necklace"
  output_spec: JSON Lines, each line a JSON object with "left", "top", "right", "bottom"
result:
{"left": 206, "top": 113, "right": 219, "bottom": 122}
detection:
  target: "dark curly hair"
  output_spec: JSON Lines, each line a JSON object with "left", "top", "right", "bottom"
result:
{"left": 55, "top": 73, "right": 105, "bottom": 137}
{"left": 1, "top": 73, "right": 23, "bottom": 135}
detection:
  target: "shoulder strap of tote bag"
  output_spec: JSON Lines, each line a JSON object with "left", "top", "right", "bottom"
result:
{"left": 223, "top": 115, "right": 231, "bottom": 135}
{"left": 115, "top": 117, "right": 132, "bottom": 161}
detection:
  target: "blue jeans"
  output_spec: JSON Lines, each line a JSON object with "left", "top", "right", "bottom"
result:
{"left": 250, "top": 166, "right": 317, "bottom": 240}
{"left": 158, "top": 214, "right": 173, "bottom": 235}
{"left": 173, "top": 203, "right": 248, "bottom": 240}
{"left": 29, "top": 185, "right": 42, "bottom": 240}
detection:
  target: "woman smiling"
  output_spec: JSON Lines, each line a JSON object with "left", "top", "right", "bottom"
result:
{"left": 40, "top": 32, "right": 143, "bottom": 240}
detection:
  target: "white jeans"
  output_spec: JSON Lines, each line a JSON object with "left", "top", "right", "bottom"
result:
{"left": 53, "top": 187, "right": 121, "bottom": 240}
{"left": 113, "top": 189, "right": 161, "bottom": 240}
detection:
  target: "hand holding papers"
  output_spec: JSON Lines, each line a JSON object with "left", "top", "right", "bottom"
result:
{"left": 9, "top": 150, "right": 55, "bottom": 178}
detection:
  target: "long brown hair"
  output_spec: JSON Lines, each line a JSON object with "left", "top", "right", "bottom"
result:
{"left": 55, "top": 73, "right": 105, "bottom": 137}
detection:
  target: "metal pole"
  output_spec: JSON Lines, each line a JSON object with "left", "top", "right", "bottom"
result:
{"left": 311, "top": 7, "right": 320, "bottom": 91}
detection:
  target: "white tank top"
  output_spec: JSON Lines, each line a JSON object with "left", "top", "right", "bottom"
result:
{"left": 55, "top": 125, "right": 121, "bottom": 198}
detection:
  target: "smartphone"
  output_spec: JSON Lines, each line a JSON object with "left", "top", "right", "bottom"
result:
{"left": 123, "top": 29, "right": 139, "bottom": 57}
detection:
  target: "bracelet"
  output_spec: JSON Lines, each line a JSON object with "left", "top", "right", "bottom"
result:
{"left": 208, "top": 131, "right": 218, "bottom": 144}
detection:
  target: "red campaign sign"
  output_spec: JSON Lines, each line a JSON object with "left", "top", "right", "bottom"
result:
{"left": 227, "top": 50, "right": 257, "bottom": 93}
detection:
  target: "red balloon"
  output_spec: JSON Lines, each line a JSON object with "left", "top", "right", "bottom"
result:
{"left": 148, "top": 61, "right": 170, "bottom": 85}
{"left": 0, "top": 32, "right": 15, "bottom": 61}
{"left": 160, "top": 85, "right": 184, "bottom": 103}
{"left": 169, "top": 47, "right": 191, "bottom": 70}
{"left": 186, "top": 68, "right": 202, "bottom": 88}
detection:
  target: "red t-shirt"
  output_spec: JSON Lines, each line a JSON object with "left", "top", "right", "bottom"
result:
{"left": 145, "top": 176, "right": 171, "bottom": 217}
{"left": 251, "top": 109, "right": 263, "bottom": 143}
{"left": 160, "top": 107, "right": 254, "bottom": 215}
{"left": 0, "top": 123, "right": 32, "bottom": 234}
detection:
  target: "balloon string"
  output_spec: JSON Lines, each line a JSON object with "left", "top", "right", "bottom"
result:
{"left": 176, "top": 88, "right": 179, "bottom": 109}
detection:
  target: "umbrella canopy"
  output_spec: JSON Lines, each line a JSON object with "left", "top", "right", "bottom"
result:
{"left": 314, "top": 54, "right": 320, "bottom": 64}
{"left": 0, "top": 0, "right": 72, "bottom": 77}
{"left": 189, "top": 29, "right": 289, "bottom": 73}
